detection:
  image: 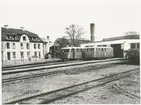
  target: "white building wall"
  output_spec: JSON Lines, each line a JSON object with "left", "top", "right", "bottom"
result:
{"left": 28, "top": 43, "right": 43, "bottom": 59}
{"left": 2, "top": 34, "right": 44, "bottom": 62}
{"left": 43, "top": 40, "right": 53, "bottom": 58}
{"left": 2, "top": 41, "right": 20, "bottom": 61}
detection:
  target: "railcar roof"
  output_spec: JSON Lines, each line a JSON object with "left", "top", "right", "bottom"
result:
{"left": 85, "top": 47, "right": 112, "bottom": 48}
{"left": 62, "top": 47, "right": 86, "bottom": 49}
{"left": 61, "top": 46, "right": 112, "bottom": 49}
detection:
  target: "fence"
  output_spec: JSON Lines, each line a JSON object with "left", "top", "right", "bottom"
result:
{"left": 2, "top": 58, "right": 56, "bottom": 67}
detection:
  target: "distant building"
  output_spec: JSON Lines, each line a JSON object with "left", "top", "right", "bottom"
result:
{"left": 1, "top": 25, "right": 44, "bottom": 65}
{"left": 81, "top": 34, "right": 140, "bottom": 58}
{"left": 41, "top": 36, "right": 53, "bottom": 58}
{"left": 67, "top": 39, "right": 91, "bottom": 47}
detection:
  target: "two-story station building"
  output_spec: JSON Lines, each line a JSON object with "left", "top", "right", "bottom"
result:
{"left": 1, "top": 25, "right": 44, "bottom": 65}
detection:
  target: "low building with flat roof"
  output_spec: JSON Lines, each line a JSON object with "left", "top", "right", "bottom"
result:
{"left": 81, "top": 34, "right": 140, "bottom": 58}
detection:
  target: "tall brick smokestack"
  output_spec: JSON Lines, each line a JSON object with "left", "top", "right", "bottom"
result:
{"left": 90, "top": 23, "right": 95, "bottom": 42}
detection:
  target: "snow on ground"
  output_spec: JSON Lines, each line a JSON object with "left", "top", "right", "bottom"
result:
{"left": 2, "top": 63, "right": 140, "bottom": 104}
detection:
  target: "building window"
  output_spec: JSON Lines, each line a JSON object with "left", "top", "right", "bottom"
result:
{"left": 23, "top": 36, "right": 26, "bottom": 41}
{"left": 32, "top": 37, "right": 34, "bottom": 41}
{"left": 13, "top": 52, "right": 16, "bottom": 59}
{"left": 11, "top": 36, "right": 14, "bottom": 40}
{"left": 21, "top": 52, "right": 24, "bottom": 58}
{"left": 9, "top": 36, "right": 12, "bottom": 40}
{"left": 21, "top": 43, "right": 23, "bottom": 49}
{"left": 34, "top": 44, "right": 36, "bottom": 49}
{"left": 34, "top": 52, "right": 37, "bottom": 57}
{"left": 26, "top": 43, "right": 29, "bottom": 49}
{"left": 27, "top": 52, "right": 30, "bottom": 57}
{"left": 13, "top": 43, "right": 15, "bottom": 49}
{"left": 38, "top": 44, "right": 40, "bottom": 49}
{"left": 15, "top": 36, "right": 18, "bottom": 40}
{"left": 35, "top": 38, "right": 37, "bottom": 41}
{"left": 131, "top": 43, "right": 136, "bottom": 49}
{"left": 39, "top": 52, "right": 40, "bottom": 58}
{"left": 7, "top": 52, "right": 10, "bottom": 60}
{"left": 7, "top": 43, "right": 10, "bottom": 49}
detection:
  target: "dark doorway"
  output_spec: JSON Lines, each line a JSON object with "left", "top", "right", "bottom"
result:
{"left": 111, "top": 44, "right": 123, "bottom": 58}
{"left": 7, "top": 52, "right": 11, "bottom": 60}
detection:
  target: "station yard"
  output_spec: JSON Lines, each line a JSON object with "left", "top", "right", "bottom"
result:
{"left": 2, "top": 62, "right": 140, "bottom": 104}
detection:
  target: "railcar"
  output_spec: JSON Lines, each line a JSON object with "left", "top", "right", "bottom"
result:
{"left": 60, "top": 45, "right": 114, "bottom": 60}
{"left": 127, "top": 43, "right": 140, "bottom": 64}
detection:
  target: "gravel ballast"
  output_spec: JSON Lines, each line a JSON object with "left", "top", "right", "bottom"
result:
{"left": 2, "top": 63, "right": 140, "bottom": 104}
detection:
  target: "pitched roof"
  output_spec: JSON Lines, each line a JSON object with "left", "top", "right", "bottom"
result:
{"left": 67, "top": 39, "right": 91, "bottom": 43}
{"left": 102, "top": 35, "right": 139, "bottom": 41}
{"left": 1, "top": 27, "right": 43, "bottom": 43}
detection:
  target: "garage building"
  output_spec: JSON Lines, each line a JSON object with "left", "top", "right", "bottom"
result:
{"left": 81, "top": 34, "right": 140, "bottom": 58}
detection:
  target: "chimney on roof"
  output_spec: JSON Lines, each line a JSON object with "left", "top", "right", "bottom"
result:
{"left": 4, "top": 25, "right": 8, "bottom": 29}
{"left": 90, "top": 23, "right": 95, "bottom": 43}
{"left": 47, "top": 36, "right": 49, "bottom": 42}
{"left": 20, "top": 27, "right": 25, "bottom": 31}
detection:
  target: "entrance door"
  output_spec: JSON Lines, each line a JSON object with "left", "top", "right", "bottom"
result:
{"left": 7, "top": 52, "right": 11, "bottom": 60}
{"left": 111, "top": 44, "right": 123, "bottom": 58}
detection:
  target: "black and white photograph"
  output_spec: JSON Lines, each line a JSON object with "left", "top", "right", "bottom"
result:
{"left": 1, "top": 0, "right": 140, "bottom": 104}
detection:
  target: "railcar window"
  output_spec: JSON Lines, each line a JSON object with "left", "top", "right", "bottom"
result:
{"left": 64, "top": 49, "right": 69, "bottom": 52}
{"left": 90, "top": 49, "right": 94, "bottom": 51}
{"left": 71, "top": 49, "right": 74, "bottom": 52}
{"left": 77, "top": 49, "right": 79, "bottom": 52}
{"left": 137, "top": 43, "right": 140, "bottom": 49}
{"left": 131, "top": 43, "right": 136, "bottom": 49}
{"left": 97, "top": 45, "right": 102, "bottom": 47}
{"left": 105, "top": 49, "right": 106, "bottom": 51}
{"left": 103, "top": 45, "right": 107, "bottom": 47}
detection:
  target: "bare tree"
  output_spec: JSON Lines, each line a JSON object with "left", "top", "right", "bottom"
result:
{"left": 65, "top": 24, "right": 85, "bottom": 47}
{"left": 125, "top": 31, "right": 139, "bottom": 35}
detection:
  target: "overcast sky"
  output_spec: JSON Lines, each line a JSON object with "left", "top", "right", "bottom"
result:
{"left": 0, "top": 0, "right": 141, "bottom": 42}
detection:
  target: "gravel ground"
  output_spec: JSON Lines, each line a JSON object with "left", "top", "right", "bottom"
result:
{"left": 50, "top": 69, "right": 140, "bottom": 104}
{"left": 2, "top": 63, "right": 140, "bottom": 104}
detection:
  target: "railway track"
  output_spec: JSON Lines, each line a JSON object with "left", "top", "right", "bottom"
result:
{"left": 2, "top": 58, "right": 127, "bottom": 75}
{"left": 5, "top": 68, "right": 139, "bottom": 104}
{"left": 2, "top": 60, "right": 127, "bottom": 84}
{"left": 2, "top": 59, "right": 61, "bottom": 68}
{"left": 112, "top": 84, "right": 140, "bottom": 99}
{"left": 2, "top": 60, "right": 75, "bottom": 71}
